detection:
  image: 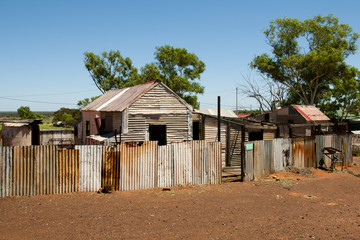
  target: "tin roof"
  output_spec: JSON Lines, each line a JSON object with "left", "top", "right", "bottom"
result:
{"left": 237, "top": 113, "right": 252, "bottom": 118}
{"left": 292, "top": 105, "right": 330, "bottom": 122}
{"left": 198, "top": 109, "right": 238, "bottom": 118}
{"left": 82, "top": 80, "right": 192, "bottom": 112}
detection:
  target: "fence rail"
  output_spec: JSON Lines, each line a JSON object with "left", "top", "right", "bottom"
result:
{"left": 0, "top": 140, "right": 221, "bottom": 198}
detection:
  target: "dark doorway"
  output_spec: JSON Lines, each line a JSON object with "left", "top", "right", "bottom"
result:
{"left": 86, "top": 121, "right": 90, "bottom": 136}
{"left": 31, "top": 124, "right": 40, "bottom": 145}
{"left": 248, "top": 131, "right": 263, "bottom": 141}
{"left": 149, "top": 125, "right": 167, "bottom": 145}
{"left": 193, "top": 121, "right": 200, "bottom": 140}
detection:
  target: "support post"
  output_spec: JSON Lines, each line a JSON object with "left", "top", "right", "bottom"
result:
{"left": 217, "top": 96, "right": 221, "bottom": 142}
{"left": 241, "top": 125, "right": 246, "bottom": 182}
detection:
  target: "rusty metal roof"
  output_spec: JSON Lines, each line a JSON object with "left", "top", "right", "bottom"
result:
{"left": 82, "top": 80, "right": 192, "bottom": 112}
{"left": 237, "top": 113, "right": 252, "bottom": 118}
{"left": 292, "top": 105, "right": 330, "bottom": 122}
{"left": 82, "top": 80, "right": 157, "bottom": 112}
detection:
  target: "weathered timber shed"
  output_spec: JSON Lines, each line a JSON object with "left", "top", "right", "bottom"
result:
{"left": 79, "top": 80, "right": 193, "bottom": 145}
{"left": 193, "top": 111, "right": 277, "bottom": 167}
{"left": 255, "top": 105, "right": 330, "bottom": 138}
{"left": 0, "top": 120, "right": 42, "bottom": 146}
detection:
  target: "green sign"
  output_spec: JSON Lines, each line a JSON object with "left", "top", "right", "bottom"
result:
{"left": 245, "top": 143, "right": 254, "bottom": 151}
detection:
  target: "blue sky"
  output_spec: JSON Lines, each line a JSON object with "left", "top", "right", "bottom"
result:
{"left": 1, "top": 0, "right": 359, "bottom": 111}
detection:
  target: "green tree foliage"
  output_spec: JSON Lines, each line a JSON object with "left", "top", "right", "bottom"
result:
{"left": 151, "top": 45, "right": 205, "bottom": 109}
{"left": 84, "top": 50, "right": 139, "bottom": 93}
{"left": 53, "top": 108, "right": 81, "bottom": 127}
{"left": 319, "top": 66, "right": 360, "bottom": 120}
{"left": 251, "top": 15, "right": 360, "bottom": 114}
{"left": 83, "top": 46, "right": 205, "bottom": 109}
{"left": 17, "top": 106, "right": 42, "bottom": 119}
{"left": 77, "top": 96, "right": 100, "bottom": 108}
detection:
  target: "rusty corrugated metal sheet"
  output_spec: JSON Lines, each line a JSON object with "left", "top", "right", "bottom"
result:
{"left": 0, "top": 147, "right": 12, "bottom": 197}
{"left": 292, "top": 105, "right": 330, "bottom": 122}
{"left": 1, "top": 141, "right": 222, "bottom": 197}
{"left": 10, "top": 146, "right": 59, "bottom": 196}
{"left": 82, "top": 81, "right": 157, "bottom": 112}
{"left": 58, "top": 149, "right": 79, "bottom": 194}
{"left": 102, "top": 145, "right": 121, "bottom": 190}
{"left": 76, "top": 145, "right": 102, "bottom": 192}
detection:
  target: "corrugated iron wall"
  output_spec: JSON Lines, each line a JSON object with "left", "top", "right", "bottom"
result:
{"left": 0, "top": 140, "right": 222, "bottom": 198}
{"left": 244, "top": 138, "right": 298, "bottom": 181}
{"left": 244, "top": 134, "right": 352, "bottom": 181}
{"left": 315, "top": 134, "right": 353, "bottom": 168}
{"left": 0, "top": 147, "right": 12, "bottom": 197}
{"left": 76, "top": 145, "right": 102, "bottom": 192}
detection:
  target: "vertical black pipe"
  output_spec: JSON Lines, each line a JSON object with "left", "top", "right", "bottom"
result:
{"left": 241, "top": 125, "right": 245, "bottom": 182}
{"left": 217, "top": 96, "right": 221, "bottom": 142}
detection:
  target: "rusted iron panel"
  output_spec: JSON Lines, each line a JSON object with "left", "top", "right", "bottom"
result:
{"left": 58, "top": 149, "right": 79, "bottom": 194}
{"left": 304, "top": 138, "right": 316, "bottom": 168}
{"left": 292, "top": 138, "right": 305, "bottom": 168}
{"left": 81, "top": 81, "right": 156, "bottom": 112}
{"left": 0, "top": 147, "right": 12, "bottom": 197}
{"left": 102, "top": 145, "right": 121, "bottom": 190}
{"left": 12, "top": 146, "right": 34, "bottom": 196}
{"left": 76, "top": 145, "right": 102, "bottom": 192}
{"left": 34, "top": 145, "right": 58, "bottom": 195}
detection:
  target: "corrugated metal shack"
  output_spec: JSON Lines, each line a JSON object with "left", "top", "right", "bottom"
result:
{"left": 193, "top": 110, "right": 278, "bottom": 168}
{"left": 0, "top": 120, "right": 42, "bottom": 146}
{"left": 79, "top": 80, "right": 193, "bottom": 145}
{"left": 255, "top": 105, "right": 331, "bottom": 137}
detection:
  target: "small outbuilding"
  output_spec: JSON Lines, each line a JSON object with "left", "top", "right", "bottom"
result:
{"left": 255, "top": 105, "right": 330, "bottom": 137}
{"left": 0, "top": 119, "right": 42, "bottom": 146}
{"left": 78, "top": 80, "right": 193, "bottom": 145}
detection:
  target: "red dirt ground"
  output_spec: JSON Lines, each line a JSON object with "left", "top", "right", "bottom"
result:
{"left": 1, "top": 158, "right": 360, "bottom": 240}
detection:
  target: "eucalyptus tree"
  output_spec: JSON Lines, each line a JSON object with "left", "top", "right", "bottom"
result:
{"left": 251, "top": 15, "right": 359, "bottom": 112}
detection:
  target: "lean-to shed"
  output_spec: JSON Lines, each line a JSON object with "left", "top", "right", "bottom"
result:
{"left": 78, "top": 80, "right": 193, "bottom": 145}
{"left": 193, "top": 111, "right": 277, "bottom": 167}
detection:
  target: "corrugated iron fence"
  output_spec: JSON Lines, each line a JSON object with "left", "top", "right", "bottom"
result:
{"left": 0, "top": 140, "right": 221, "bottom": 198}
{"left": 244, "top": 134, "right": 352, "bottom": 181}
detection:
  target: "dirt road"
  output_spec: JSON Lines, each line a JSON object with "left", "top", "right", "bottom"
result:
{"left": 1, "top": 159, "right": 360, "bottom": 239}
